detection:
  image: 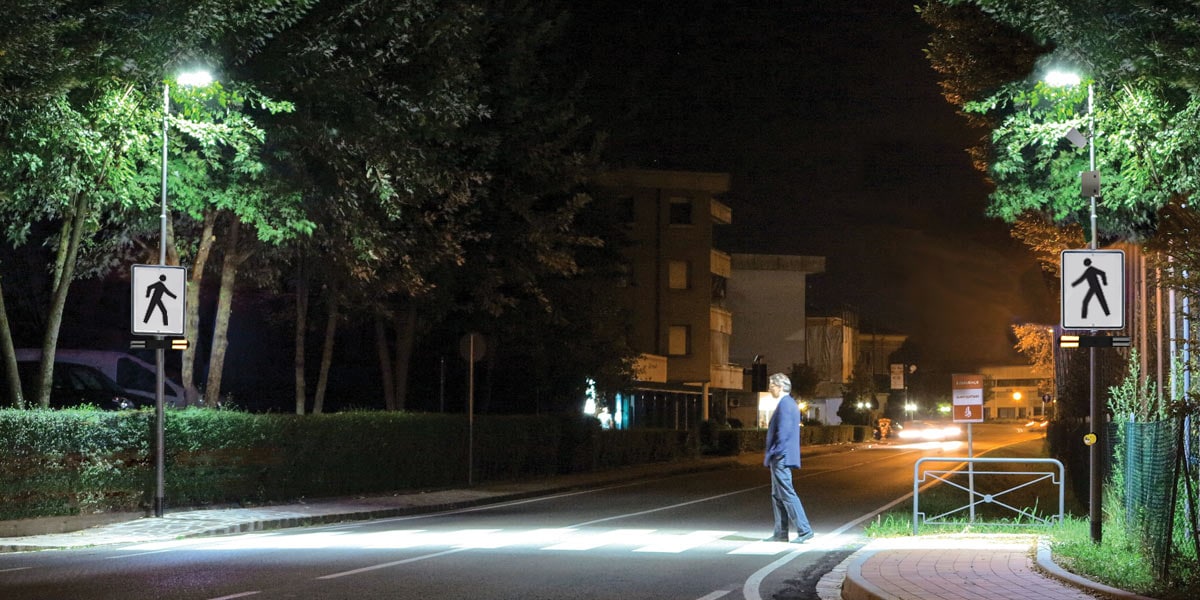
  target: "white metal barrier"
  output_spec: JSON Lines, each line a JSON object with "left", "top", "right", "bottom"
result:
{"left": 912, "top": 456, "right": 1066, "bottom": 535}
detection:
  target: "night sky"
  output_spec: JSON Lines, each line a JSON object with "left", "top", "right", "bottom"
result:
{"left": 568, "top": 1, "right": 1057, "bottom": 378}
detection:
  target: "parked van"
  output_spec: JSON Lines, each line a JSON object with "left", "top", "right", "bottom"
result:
{"left": 14, "top": 349, "right": 186, "bottom": 407}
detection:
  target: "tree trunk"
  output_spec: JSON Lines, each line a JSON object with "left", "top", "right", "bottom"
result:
{"left": 293, "top": 260, "right": 309, "bottom": 415}
{"left": 0, "top": 275, "right": 24, "bottom": 408}
{"left": 392, "top": 303, "right": 418, "bottom": 412}
{"left": 203, "top": 218, "right": 245, "bottom": 407}
{"left": 375, "top": 314, "right": 395, "bottom": 410}
{"left": 35, "top": 194, "right": 88, "bottom": 408}
{"left": 312, "top": 290, "right": 340, "bottom": 415}
{"left": 181, "top": 208, "right": 217, "bottom": 407}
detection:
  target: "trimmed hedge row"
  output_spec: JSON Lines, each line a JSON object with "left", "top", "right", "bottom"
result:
{"left": 0, "top": 409, "right": 864, "bottom": 521}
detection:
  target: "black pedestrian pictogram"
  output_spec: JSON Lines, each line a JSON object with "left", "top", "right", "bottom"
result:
{"left": 143, "top": 275, "right": 177, "bottom": 326}
{"left": 1071, "top": 258, "right": 1110, "bottom": 319}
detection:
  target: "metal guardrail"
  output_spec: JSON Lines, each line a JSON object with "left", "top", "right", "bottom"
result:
{"left": 912, "top": 457, "right": 1066, "bottom": 535}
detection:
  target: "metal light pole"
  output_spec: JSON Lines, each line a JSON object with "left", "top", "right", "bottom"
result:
{"left": 1049, "top": 71, "right": 1103, "bottom": 543}
{"left": 154, "top": 81, "right": 169, "bottom": 518}
{"left": 1084, "top": 81, "right": 1105, "bottom": 545}
{"left": 154, "top": 71, "right": 212, "bottom": 518}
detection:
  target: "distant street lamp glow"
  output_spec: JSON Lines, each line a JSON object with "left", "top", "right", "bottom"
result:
{"left": 176, "top": 70, "right": 213, "bottom": 88}
{"left": 1044, "top": 70, "right": 1082, "bottom": 87}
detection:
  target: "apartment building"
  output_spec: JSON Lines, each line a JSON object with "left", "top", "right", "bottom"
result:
{"left": 597, "top": 169, "right": 741, "bottom": 429}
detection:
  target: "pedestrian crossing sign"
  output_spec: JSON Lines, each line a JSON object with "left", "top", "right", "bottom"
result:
{"left": 1061, "top": 250, "right": 1125, "bottom": 330}
{"left": 131, "top": 265, "right": 187, "bottom": 336}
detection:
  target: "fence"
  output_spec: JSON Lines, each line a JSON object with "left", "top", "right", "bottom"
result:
{"left": 912, "top": 456, "right": 1065, "bottom": 535}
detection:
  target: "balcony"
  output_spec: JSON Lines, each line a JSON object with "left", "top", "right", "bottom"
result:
{"left": 633, "top": 353, "right": 668, "bottom": 383}
{"left": 711, "top": 364, "right": 743, "bottom": 390}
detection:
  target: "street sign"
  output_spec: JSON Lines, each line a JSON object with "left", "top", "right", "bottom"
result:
{"left": 952, "top": 373, "right": 984, "bottom": 423}
{"left": 1061, "top": 250, "right": 1125, "bottom": 330}
{"left": 889, "top": 363, "right": 904, "bottom": 390}
{"left": 131, "top": 265, "right": 187, "bottom": 336}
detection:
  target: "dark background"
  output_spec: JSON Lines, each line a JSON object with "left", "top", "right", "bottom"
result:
{"left": 567, "top": 1, "right": 1057, "bottom": 382}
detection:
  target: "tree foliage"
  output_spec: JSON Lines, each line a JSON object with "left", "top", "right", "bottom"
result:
{"left": 927, "top": 1, "right": 1200, "bottom": 247}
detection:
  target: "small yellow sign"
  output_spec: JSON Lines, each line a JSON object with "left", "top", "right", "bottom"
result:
{"left": 1083, "top": 433, "right": 1097, "bottom": 446}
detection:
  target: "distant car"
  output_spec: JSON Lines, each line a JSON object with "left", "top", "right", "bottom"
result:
{"left": 1019, "top": 419, "right": 1049, "bottom": 432}
{"left": 897, "top": 420, "right": 963, "bottom": 441}
{"left": 5, "top": 360, "right": 138, "bottom": 410}
{"left": 15, "top": 349, "right": 186, "bottom": 407}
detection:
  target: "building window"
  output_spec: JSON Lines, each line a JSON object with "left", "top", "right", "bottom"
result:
{"left": 668, "top": 260, "right": 690, "bottom": 289}
{"left": 668, "top": 325, "right": 691, "bottom": 356}
{"left": 669, "top": 197, "right": 693, "bottom": 225}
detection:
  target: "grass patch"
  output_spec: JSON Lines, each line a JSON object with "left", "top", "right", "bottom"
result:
{"left": 862, "top": 437, "right": 1199, "bottom": 599}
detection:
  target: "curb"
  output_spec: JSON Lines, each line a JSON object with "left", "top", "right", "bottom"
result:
{"left": 1034, "top": 538, "right": 1160, "bottom": 600}
{"left": 838, "top": 547, "right": 891, "bottom": 600}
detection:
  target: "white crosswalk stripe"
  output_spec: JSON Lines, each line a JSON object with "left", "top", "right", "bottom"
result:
{"left": 124, "top": 528, "right": 810, "bottom": 556}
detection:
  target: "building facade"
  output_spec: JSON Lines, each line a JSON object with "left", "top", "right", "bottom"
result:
{"left": 725, "top": 253, "right": 825, "bottom": 427}
{"left": 979, "top": 365, "right": 1053, "bottom": 420}
{"left": 597, "top": 169, "right": 741, "bottom": 429}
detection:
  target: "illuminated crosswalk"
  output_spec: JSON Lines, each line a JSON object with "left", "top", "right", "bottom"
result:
{"left": 122, "top": 527, "right": 815, "bottom": 556}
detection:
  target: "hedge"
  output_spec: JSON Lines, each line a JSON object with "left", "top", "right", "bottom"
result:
{"left": 0, "top": 409, "right": 865, "bottom": 521}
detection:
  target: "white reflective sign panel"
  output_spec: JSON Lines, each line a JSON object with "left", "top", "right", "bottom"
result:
{"left": 1061, "top": 250, "right": 1125, "bottom": 330}
{"left": 131, "top": 265, "right": 187, "bottom": 336}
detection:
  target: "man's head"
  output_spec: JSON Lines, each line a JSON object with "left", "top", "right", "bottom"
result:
{"left": 768, "top": 372, "right": 791, "bottom": 397}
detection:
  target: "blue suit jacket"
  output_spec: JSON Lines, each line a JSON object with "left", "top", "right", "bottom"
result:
{"left": 764, "top": 394, "right": 802, "bottom": 468}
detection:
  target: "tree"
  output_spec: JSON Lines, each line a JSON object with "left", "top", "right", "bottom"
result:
{"left": 0, "top": 0, "right": 319, "bottom": 407}
{"left": 0, "top": 83, "right": 159, "bottom": 407}
{"left": 161, "top": 81, "right": 311, "bottom": 407}
{"left": 788, "top": 363, "right": 821, "bottom": 402}
{"left": 242, "top": 0, "right": 491, "bottom": 413}
{"left": 928, "top": 1, "right": 1200, "bottom": 246}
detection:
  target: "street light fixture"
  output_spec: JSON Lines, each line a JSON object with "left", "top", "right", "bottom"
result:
{"left": 1046, "top": 69, "right": 1103, "bottom": 544}
{"left": 152, "top": 69, "right": 214, "bottom": 518}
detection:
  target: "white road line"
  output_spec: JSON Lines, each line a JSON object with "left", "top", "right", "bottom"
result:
{"left": 739, "top": 460, "right": 947, "bottom": 600}
{"left": 207, "top": 592, "right": 261, "bottom": 600}
{"left": 542, "top": 528, "right": 655, "bottom": 551}
{"left": 696, "top": 590, "right": 732, "bottom": 600}
{"left": 317, "top": 548, "right": 469, "bottom": 579}
{"left": 634, "top": 530, "right": 735, "bottom": 553}
{"left": 0, "top": 566, "right": 32, "bottom": 572}
{"left": 570, "top": 486, "right": 763, "bottom": 528}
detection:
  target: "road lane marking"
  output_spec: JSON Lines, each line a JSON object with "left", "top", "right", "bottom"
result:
{"left": 317, "top": 548, "right": 469, "bottom": 579}
{"left": 542, "top": 528, "right": 655, "bottom": 551}
{"left": 570, "top": 486, "right": 762, "bottom": 528}
{"left": 696, "top": 590, "right": 732, "bottom": 600}
{"left": 634, "top": 530, "right": 735, "bottom": 553}
{"left": 0, "top": 566, "right": 32, "bottom": 572}
{"left": 207, "top": 592, "right": 260, "bottom": 600}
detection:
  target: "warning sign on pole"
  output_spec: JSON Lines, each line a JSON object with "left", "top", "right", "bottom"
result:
{"left": 1061, "top": 249, "right": 1125, "bottom": 330}
{"left": 131, "top": 265, "right": 187, "bottom": 336}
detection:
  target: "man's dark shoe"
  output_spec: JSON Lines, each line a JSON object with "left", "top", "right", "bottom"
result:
{"left": 762, "top": 535, "right": 789, "bottom": 542}
{"left": 791, "top": 531, "right": 814, "bottom": 544}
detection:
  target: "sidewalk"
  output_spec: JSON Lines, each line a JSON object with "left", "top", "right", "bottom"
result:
{"left": 822, "top": 534, "right": 1159, "bottom": 600}
{"left": 0, "top": 445, "right": 1158, "bottom": 600}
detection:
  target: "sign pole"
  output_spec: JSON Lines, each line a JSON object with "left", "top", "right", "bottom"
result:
{"left": 968, "top": 423, "right": 975, "bottom": 522}
{"left": 155, "top": 82, "right": 169, "bottom": 518}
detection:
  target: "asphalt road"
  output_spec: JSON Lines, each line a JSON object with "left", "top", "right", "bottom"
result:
{"left": 0, "top": 424, "right": 1042, "bottom": 600}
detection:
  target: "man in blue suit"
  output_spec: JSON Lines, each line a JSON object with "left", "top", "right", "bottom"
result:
{"left": 763, "top": 372, "right": 814, "bottom": 543}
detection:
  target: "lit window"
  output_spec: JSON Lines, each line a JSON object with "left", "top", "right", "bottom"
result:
{"left": 668, "top": 325, "right": 690, "bottom": 356}
{"left": 668, "top": 260, "right": 690, "bottom": 289}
